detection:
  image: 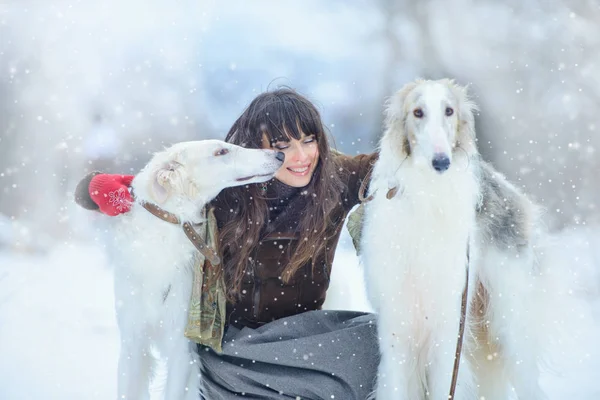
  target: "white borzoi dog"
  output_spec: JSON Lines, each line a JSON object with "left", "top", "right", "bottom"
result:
{"left": 361, "top": 79, "right": 561, "bottom": 400}
{"left": 111, "top": 140, "right": 283, "bottom": 400}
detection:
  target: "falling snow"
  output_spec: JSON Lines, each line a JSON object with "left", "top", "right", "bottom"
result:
{"left": 1, "top": 0, "right": 599, "bottom": 398}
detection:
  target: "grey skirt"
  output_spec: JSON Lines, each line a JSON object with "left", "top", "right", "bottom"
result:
{"left": 198, "top": 310, "right": 380, "bottom": 400}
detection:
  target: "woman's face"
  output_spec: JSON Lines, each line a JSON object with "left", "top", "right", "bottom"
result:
{"left": 262, "top": 133, "right": 320, "bottom": 188}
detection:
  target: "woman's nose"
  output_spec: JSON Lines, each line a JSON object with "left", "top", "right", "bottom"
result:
{"left": 293, "top": 146, "right": 308, "bottom": 162}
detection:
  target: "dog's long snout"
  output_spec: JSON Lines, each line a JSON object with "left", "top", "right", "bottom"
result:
{"left": 275, "top": 151, "right": 285, "bottom": 162}
{"left": 432, "top": 153, "right": 450, "bottom": 173}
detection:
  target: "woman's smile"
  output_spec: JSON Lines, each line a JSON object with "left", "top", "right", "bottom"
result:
{"left": 262, "top": 133, "right": 319, "bottom": 187}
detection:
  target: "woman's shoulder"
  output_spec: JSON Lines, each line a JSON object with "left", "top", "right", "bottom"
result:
{"left": 330, "top": 150, "right": 378, "bottom": 210}
{"left": 331, "top": 150, "right": 378, "bottom": 181}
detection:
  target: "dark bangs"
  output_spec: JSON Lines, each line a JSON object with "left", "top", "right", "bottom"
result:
{"left": 225, "top": 88, "right": 326, "bottom": 148}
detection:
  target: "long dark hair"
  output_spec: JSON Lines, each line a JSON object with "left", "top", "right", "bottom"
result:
{"left": 218, "top": 88, "right": 343, "bottom": 302}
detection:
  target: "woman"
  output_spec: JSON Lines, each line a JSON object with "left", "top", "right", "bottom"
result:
{"left": 75, "top": 88, "right": 379, "bottom": 399}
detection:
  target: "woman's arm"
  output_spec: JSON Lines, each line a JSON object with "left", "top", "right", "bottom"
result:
{"left": 333, "top": 151, "right": 379, "bottom": 210}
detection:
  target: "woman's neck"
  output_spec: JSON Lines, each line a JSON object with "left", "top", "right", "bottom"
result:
{"left": 260, "top": 179, "right": 308, "bottom": 234}
{"left": 262, "top": 179, "right": 302, "bottom": 203}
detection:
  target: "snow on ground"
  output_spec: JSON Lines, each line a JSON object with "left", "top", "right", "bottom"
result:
{"left": 0, "top": 225, "right": 599, "bottom": 399}
{"left": 0, "top": 243, "right": 119, "bottom": 399}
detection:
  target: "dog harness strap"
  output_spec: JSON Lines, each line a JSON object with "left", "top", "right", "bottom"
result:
{"left": 449, "top": 242, "right": 470, "bottom": 399}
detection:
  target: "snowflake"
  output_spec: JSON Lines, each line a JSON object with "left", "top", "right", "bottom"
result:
{"left": 108, "top": 187, "right": 130, "bottom": 212}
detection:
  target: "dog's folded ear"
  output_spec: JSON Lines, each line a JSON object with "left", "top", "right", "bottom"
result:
{"left": 384, "top": 80, "right": 421, "bottom": 131}
{"left": 150, "top": 161, "right": 184, "bottom": 204}
{"left": 444, "top": 80, "right": 478, "bottom": 150}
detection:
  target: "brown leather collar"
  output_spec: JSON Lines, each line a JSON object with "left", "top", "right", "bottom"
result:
{"left": 358, "top": 166, "right": 376, "bottom": 203}
{"left": 142, "top": 202, "right": 180, "bottom": 224}
{"left": 358, "top": 166, "right": 402, "bottom": 203}
{"left": 141, "top": 202, "right": 221, "bottom": 265}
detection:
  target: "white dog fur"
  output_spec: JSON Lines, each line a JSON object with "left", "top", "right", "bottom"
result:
{"left": 110, "top": 140, "right": 283, "bottom": 400}
{"left": 361, "top": 79, "right": 565, "bottom": 400}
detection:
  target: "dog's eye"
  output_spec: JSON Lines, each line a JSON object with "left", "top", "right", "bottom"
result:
{"left": 214, "top": 148, "right": 229, "bottom": 156}
{"left": 413, "top": 108, "right": 424, "bottom": 118}
{"left": 445, "top": 107, "right": 454, "bottom": 116}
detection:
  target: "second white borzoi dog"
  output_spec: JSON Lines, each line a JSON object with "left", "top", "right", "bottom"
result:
{"left": 361, "top": 79, "right": 561, "bottom": 400}
{"left": 111, "top": 140, "right": 283, "bottom": 400}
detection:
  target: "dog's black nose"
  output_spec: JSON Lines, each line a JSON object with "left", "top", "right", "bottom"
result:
{"left": 275, "top": 151, "right": 285, "bottom": 162}
{"left": 432, "top": 153, "right": 450, "bottom": 173}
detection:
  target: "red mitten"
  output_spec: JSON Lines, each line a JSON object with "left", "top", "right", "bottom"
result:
{"left": 88, "top": 174, "right": 135, "bottom": 216}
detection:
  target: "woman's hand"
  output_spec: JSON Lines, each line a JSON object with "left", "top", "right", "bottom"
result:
{"left": 74, "top": 172, "right": 135, "bottom": 216}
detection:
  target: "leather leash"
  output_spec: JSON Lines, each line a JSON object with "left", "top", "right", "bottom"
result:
{"left": 449, "top": 243, "right": 470, "bottom": 399}
{"left": 141, "top": 202, "right": 221, "bottom": 266}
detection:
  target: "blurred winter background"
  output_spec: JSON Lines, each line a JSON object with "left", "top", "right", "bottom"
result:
{"left": 1, "top": 0, "right": 599, "bottom": 398}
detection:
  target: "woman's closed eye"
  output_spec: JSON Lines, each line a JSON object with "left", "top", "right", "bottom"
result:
{"left": 271, "top": 136, "right": 316, "bottom": 150}
{"left": 273, "top": 142, "right": 289, "bottom": 150}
